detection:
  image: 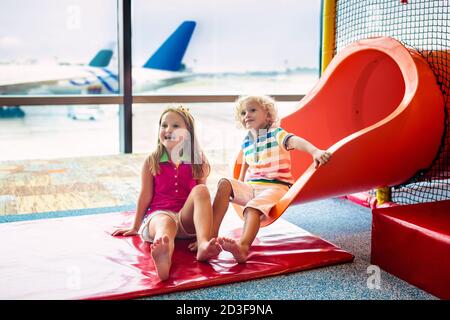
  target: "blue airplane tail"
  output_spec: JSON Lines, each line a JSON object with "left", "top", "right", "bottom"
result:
{"left": 143, "top": 21, "right": 196, "bottom": 71}
{"left": 89, "top": 47, "right": 114, "bottom": 67}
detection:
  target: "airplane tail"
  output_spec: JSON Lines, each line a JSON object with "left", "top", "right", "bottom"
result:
{"left": 143, "top": 21, "right": 196, "bottom": 71}
{"left": 88, "top": 42, "right": 115, "bottom": 67}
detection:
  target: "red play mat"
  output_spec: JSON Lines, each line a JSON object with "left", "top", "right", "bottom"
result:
{"left": 0, "top": 211, "right": 353, "bottom": 299}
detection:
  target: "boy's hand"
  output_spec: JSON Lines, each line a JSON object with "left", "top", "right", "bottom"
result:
{"left": 313, "top": 149, "right": 332, "bottom": 169}
{"left": 112, "top": 227, "right": 139, "bottom": 237}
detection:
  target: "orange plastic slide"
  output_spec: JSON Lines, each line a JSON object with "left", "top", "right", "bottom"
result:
{"left": 233, "top": 37, "right": 445, "bottom": 227}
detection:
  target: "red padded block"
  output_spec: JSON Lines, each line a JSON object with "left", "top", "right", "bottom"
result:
{"left": 0, "top": 211, "right": 353, "bottom": 300}
{"left": 371, "top": 200, "right": 450, "bottom": 299}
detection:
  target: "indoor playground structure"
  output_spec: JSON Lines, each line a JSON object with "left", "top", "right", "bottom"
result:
{"left": 233, "top": 36, "right": 444, "bottom": 226}
{"left": 327, "top": 0, "right": 450, "bottom": 299}
{"left": 0, "top": 0, "right": 449, "bottom": 299}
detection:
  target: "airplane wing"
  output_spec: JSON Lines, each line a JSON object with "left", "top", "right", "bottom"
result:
{"left": 0, "top": 44, "right": 115, "bottom": 95}
{"left": 0, "top": 21, "right": 196, "bottom": 96}
{"left": 0, "top": 65, "right": 95, "bottom": 94}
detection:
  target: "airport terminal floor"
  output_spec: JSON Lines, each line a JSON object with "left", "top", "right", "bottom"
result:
{"left": 0, "top": 153, "right": 229, "bottom": 215}
{"left": 0, "top": 153, "right": 437, "bottom": 300}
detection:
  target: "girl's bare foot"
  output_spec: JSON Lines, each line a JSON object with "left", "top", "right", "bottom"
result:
{"left": 188, "top": 241, "right": 197, "bottom": 252}
{"left": 150, "top": 235, "right": 171, "bottom": 281}
{"left": 217, "top": 237, "right": 249, "bottom": 263}
{"left": 196, "top": 238, "right": 222, "bottom": 261}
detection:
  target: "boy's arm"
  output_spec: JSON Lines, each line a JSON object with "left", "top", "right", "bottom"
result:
{"left": 285, "top": 135, "right": 317, "bottom": 154}
{"left": 285, "top": 135, "right": 332, "bottom": 169}
{"left": 238, "top": 152, "right": 249, "bottom": 182}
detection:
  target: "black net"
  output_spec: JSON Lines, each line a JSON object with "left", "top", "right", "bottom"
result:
{"left": 334, "top": 0, "right": 450, "bottom": 204}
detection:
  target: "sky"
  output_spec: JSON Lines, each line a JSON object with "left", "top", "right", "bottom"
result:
{"left": 0, "top": 0, "right": 321, "bottom": 72}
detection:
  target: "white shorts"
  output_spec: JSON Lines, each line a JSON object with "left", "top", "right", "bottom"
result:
{"left": 221, "top": 178, "right": 289, "bottom": 219}
{"left": 138, "top": 210, "right": 196, "bottom": 243}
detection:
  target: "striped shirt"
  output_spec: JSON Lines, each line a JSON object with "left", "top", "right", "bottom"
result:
{"left": 242, "top": 126, "right": 295, "bottom": 186}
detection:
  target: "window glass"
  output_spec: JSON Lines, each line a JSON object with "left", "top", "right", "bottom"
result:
{"left": 0, "top": 105, "right": 119, "bottom": 160}
{"left": 0, "top": 0, "right": 118, "bottom": 96}
{"left": 133, "top": 102, "right": 299, "bottom": 172}
{"left": 132, "top": 0, "right": 321, "bottom": 95}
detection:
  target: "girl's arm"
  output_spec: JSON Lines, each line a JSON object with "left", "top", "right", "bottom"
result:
{"left": 132, "top": 160, "right": 154, "bottom": 229}
{"left": 286, "top": 135, "right": 332, "bottom": 169}
{"left": 112, "top": 159, "right": 153, "bottom": 236}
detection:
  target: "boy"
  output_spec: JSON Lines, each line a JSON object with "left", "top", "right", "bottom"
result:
{"left": 212, "top": 95, "right": 331, "bottom": 263}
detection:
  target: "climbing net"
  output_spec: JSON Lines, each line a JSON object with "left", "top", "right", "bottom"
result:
{"left": 334, "top": 0, "right": 449, "bottom": 204}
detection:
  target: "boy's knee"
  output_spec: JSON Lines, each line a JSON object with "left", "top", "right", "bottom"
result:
{"left": 243, "top": 207, "right": 263, "bottom": 219}
{"left": 217, "top": 179, "right": 232, "bottom": 195}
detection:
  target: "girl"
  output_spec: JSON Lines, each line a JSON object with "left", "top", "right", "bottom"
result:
{"left": 113, "top": 106, "right": 221, "bottom": 281}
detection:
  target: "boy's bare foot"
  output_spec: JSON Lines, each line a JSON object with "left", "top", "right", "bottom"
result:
{"left": 196, "top": 238, "right": 222, "bottom": 261}
{"left": 217, "top": 237, "right": 249, "bottom": 263}
{"left": 150, "top": 235, "right": 171, "bottom": 281}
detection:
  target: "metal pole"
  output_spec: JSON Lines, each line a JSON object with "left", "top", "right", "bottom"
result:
{"left": 118, "top": 0, "right": 133, "bottom": 153}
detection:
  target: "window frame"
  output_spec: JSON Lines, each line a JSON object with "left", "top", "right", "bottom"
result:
{"left": 0, "top": 0, "right": 310, "bottom": 154}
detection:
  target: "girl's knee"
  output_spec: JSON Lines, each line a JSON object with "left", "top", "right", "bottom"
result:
{"left": 149, "top": 215, "right": 177, "bottom": 239}
{"left": 192, "top": 184, "right": 211, "bottom": 200}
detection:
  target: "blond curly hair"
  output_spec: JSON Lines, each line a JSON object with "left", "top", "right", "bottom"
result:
{"left": 234, "top": 95, "right": 279, "bottom": 129}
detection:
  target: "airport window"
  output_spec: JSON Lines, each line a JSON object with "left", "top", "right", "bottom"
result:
{"left": 132, "top": 0, "right": 321, "bottom": 95}
{"left": 0, "top": 105, "right": 120, "bottom": 161}
{"left": 0, "top": 0, "right": 321, "bottom": 160}
{"left": 0, "top": 0, "right": 119, "bottom": 96}
{"left": 132, "top": 101, "right": 299, "bottom": 172}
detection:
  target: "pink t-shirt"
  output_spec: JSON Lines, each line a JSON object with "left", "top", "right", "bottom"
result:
{"left": 146, "top": 153, "right": 197, "bottom": 215}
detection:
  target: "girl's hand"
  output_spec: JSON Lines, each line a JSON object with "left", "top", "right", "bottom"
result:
{"left": 313, "top": 149, "right": 332, "bottom": 169}
{"left": 188, "top": 241, "right": 198, "bottom": 252}
{"left": 112, "top": 227, "right": 139, "bottom": 237}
